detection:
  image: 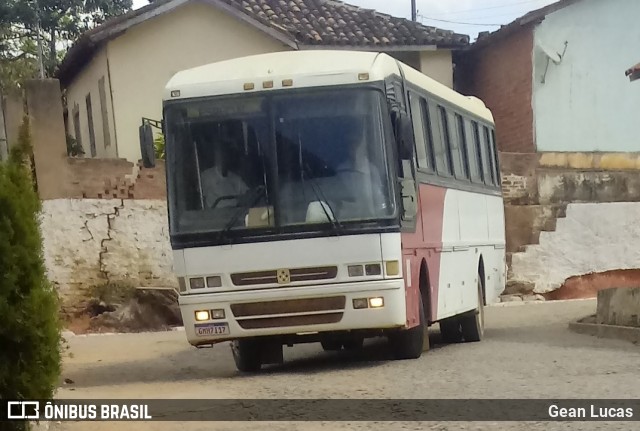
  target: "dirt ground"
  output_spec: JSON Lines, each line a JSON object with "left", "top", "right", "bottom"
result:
{"left": 49, "top": 299, "right": 640, "bottom": 431}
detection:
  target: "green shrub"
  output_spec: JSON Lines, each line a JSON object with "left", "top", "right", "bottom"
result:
{"left": 154, "top": 133, "right": 165, "bottom": 160}
{"left": 0, "top": 118, "right": 61, "bottom": 430}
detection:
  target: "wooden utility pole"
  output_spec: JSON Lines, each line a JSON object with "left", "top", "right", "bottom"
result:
{"left": 411, "top": 0, "right": 417, "bottom": 21}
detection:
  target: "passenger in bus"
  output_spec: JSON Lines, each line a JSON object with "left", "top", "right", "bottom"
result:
{"left": 336, "top": 121, "right": 386, "bottom": 218}
{"left": 200, "top": 130, "right": 249, "bottom": 209}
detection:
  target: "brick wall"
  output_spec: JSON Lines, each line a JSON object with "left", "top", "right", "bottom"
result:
{"left": 66, "top": 158, "right": 166, "bottom": 200}
{"left": 456, "top": 25, "right": 536, "bottom": 153}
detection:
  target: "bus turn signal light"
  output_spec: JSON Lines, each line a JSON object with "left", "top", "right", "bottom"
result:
{"left": 353, "top": 298, "right": 368, "bottom": 309}
{"left": 385, "top": 261, "right": 400, "bottom": 276}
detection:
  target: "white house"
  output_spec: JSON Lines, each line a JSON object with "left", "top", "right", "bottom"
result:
{"left": 57, "top": 0, "right": 469, "bottom": 162}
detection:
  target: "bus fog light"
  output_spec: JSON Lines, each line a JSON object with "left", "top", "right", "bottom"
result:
{"left": 210, "top": 309, "right": 225, "bottom": 319}
{"left": 369, "top": 297, "right": 384, "bottom": 308}
{"left": 195, "top": 310, "right": 210, "bottom": 321}
{"left": 190, "top": 277, "right": 205, "bottom": 289}
{"left": 348, "top": 265, "right": 364, "bottom": 277}
{"left": 353, "top": 298, "right": 368, "bottom": 309}
{"left": 206, "top": 276, "right": 222, "bottom": 288}
{"left": 365, "top": 263, "right": 381, "bottom": 276}
{"left": 385, "top": 261, "right": 400, "bottom": 276}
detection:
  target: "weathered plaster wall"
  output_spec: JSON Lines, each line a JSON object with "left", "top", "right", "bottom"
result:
{"left": 510, "top": 202, "right": 640, "bottom": 294}
{"left": 41, "top": 199, "right": 175, "bottom": 312}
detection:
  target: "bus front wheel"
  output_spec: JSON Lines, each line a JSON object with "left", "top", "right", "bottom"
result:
{"left": 231, "top": 339, "right": 262, "bottom": 372}
{"left": 388, "top": 295, "right": 425, "bottom": 360}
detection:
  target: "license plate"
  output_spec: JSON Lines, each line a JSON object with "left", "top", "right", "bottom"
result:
{"left": 194, "top": 323, "right": 229, "bottom": 337}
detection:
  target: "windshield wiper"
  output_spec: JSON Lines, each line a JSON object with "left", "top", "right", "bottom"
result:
{"left": 302, "top": 163, "right": 343, "bottom": 235}
{"left": 218, "top": 185, "right": 267, "bottom": 240}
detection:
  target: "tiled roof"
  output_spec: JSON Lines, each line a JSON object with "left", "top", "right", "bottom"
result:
{"left": 223, "top": 0, "right": 469, "bottom": 48}
{"left": 57, "top": 0, "right": 468, "bottom": 85}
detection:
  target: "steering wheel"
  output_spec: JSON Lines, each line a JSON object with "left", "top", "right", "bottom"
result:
{"left": 211, "top": 195, "right": 238, "bottom": 209}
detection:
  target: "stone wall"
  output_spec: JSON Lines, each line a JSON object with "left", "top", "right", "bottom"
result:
{"left": 41, "top": 198, "right": 175, "bottom": 314}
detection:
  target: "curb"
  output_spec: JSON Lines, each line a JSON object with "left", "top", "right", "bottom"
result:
{"left": 490, "top": 298, "right": 595, "bottom": 308}
{"left": 62, "top": 326, "right": 185, "bottom": 338}
{"left": 569, "top": 320, "right": 640, "bottom": 344}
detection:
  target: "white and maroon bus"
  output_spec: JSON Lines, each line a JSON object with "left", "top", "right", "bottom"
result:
{"left": 140, "top": 50, "right": 506, "bottom": 372}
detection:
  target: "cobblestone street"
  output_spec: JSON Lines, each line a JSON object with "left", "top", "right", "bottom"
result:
{"left": 51, "top": 299, "right": 640, "bottom": 430}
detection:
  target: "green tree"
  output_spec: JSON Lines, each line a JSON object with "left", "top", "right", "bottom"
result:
{"left": 1, "top": 0, "right": 133, "bottom": 81}
{"left": 0, "top": 118, "right": 61, "bottom": 430}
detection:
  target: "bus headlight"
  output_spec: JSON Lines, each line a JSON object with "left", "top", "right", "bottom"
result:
{"left": 369, "top": 297, "right": 384, "bottom": 308}
{"left": 206, "top": 276, "right": 222, "bottom": 288}
{"left": 365, "top": 264, "right": 381, "bottom": 276}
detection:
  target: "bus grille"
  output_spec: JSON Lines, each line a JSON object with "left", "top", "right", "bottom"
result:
{"left": 230, "top": 266, "right": 338, "bottom": 286}
{"left": 231, "top": 296, "right": 345, "bottom": 329}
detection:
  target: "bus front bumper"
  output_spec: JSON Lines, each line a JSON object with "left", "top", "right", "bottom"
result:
{"left": 178, "top": 279, "right": 407, "bottom": 346}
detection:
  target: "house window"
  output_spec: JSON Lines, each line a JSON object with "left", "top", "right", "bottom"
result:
{"left": 72, "top": 103, "right": 82, "bottom": 151}
{"left": 98, "top": 77, "right": 111, "bottom": 149}
{"left": 86, "top": 93, "right": 97, "bottom": 157}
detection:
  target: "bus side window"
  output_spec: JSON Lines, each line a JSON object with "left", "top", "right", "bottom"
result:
{"left": 483, "top": 126, "right": 498, "bottom": 186}
{"left": 454, "top": 113, "right": 470, "bottom": 181}
{"left": 433, "top": 104, "right": 452, "bottom": 176}
{"left": 409, "top": 94, "right": 434, "bottom": 172}
{"left": 442, "top": 108, "right": 465, "bottom": 180}
{"left": 491, "top": 128, "right": 501, "bottom": 185}
{"left": 464, "top": 119, "right": 482, "bottom": 183}
{"left": 478, "top": 124, "right": 493, "bottom": 185}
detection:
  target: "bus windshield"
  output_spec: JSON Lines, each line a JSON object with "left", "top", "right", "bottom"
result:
{"left": 165, "top": 88, "right": 396, "bottom": 237}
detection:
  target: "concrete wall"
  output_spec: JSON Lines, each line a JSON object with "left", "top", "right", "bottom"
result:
{"left": 26, "top": 80, "right": 72, "bottom": 200}
{"left": 419, "top": 50, "right": 453, "bottom": 89}
{"left": 597, "top": 287, "right": 640, "bottom": 327}
{"left": 3, "top": 90, "right": 26, "bottom": 150}
{"left": 533, "top": 0, "right": 640, "bottom": 152}
{"left": 510, "top": 202, "right": 640, "bottom": 294}
{"left": 65, "top": 48, "right": 118, "bottom": 158}
{"left": 41, "top": 199, "right": 175, "bottom": 312}
{"left": 106, "top": 2, "right": 290, "bottom": 162}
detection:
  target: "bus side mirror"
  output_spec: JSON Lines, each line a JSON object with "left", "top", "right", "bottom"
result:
{"left": 139, "top": 122, "right": 156, "bottom": 168}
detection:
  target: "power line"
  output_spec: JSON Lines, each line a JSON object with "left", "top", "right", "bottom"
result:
{"left": 427, "top": 0, "right": 547, "bottom": 17}
{"left": 417, "top": 14, "right": 502, "bottom": 26}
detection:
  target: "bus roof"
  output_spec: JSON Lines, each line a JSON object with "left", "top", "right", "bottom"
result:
{"left": 165, "top": 50, "right": 493, "bottom": 123}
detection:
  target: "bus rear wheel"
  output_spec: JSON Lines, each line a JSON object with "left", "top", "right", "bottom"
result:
{"left": 460, "top": 277, "right": 485, "bottom": 342}
{"left": 388, "top": 294, "right": 425, "bottom": 360}
{"left": 231, "top": 339, "right": 262, "bottom": 372}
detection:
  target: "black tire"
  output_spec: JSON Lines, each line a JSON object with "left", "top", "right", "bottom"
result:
{"left": 320, "top": 340, "right": 343, "bottom": 351}
{"left": 439, "top": 318, "right": 463, "bottom": 343}
{"left": 389, "top": 294, "right": 425, "bottom": 360}
{"left": 461, "top": 277, "right": 485, "bottom": 342}
{"left": 231, "top": 339, "right": 262, "bottom": 372}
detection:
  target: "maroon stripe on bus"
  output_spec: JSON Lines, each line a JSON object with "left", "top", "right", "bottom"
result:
{"left": 402, "top": 183, "right": 447, "bottom": 325}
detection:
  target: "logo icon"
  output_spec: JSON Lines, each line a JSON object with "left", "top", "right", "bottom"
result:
{"left": 7, "top": 401, "right": 40, "bottom": 420}
{"left": 276, "top": 268, "right": 291, "bottom": 284}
